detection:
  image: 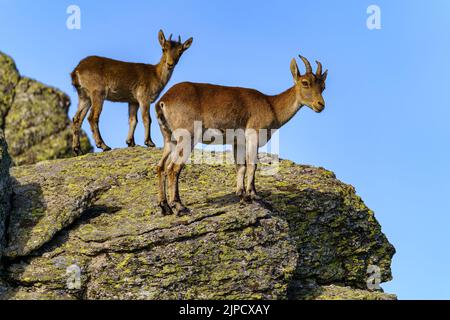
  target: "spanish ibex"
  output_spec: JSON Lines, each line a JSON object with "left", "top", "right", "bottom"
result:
{"left": 156, "top": 55, "right": 328, "bottom": 215}
{"left": 71, "top": 30, "right": 193, "bottom": 154}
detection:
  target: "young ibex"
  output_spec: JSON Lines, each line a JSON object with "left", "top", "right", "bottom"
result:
{"left": 71, "top": 30, "right": 193, "bottom": 154}
{"left": 156, "top": 55, "right": 328, "bottom": 215}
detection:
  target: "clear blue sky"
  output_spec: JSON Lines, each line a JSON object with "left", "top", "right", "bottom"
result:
{"left": 1, "top": 0, "right": 449, "bottom": 299}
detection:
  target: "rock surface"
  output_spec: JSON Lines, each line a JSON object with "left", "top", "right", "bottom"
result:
{"left": 0, "top": 51, "right": 92, "bottom": 165}
{"left": 0, "top": 148, "right": 395, "bottom": 300}
{"left": 0, "top": 130, "right": 11, "bottom": 262}
{"left": 303, "top": 285, "right": 397, "bottom": 300}
{"left": 0, "top": 53, "right": 19, "bottom": 130}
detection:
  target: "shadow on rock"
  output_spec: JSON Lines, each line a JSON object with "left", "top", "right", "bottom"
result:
{"left": 206, "top": 193, "right": 242, "bottom": 206}
{"left": 3, "top": 177, "right": 45, "bottom": 259}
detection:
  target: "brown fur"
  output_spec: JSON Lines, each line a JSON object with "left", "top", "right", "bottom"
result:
{"left": 71, "top": 30, "right": 193, "bottom": 154}
{"left": 156, "top": 55, "right": 328, "bottom": 215}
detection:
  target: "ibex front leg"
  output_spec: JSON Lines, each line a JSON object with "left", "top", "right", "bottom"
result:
{"left": 72, "top": 93, "right": 91, "bottom": 155}
{"left": 88, "top": 91, "right": 111, "bottom": 152}
{"left": 140, "top": 102, "right": 156, "bottom": 148}
{"left": 233, "top": 140, "right": 246, "bottom": 199}
{"left": 126, "top": 103, "right": 139, "bottom": 147}
{"left": 244, "top": 129, "right": 260, "bottom": 201}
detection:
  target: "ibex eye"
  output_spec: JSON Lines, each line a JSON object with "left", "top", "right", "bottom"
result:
{"left": 301, "top": 80, "right": 309, "bottom": 87}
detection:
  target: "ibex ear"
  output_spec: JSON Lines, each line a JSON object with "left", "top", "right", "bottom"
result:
{"left": 290, "top": 58, "right": 300, "bottom": 82}
{"left": 321, "top": 69, "right": 328, "bottom": 82}
{"left": 158, "top": 30, "right": 166, "bottom": 47}
{"left": 183, "top": 37, "right": 193, "bottom": 51}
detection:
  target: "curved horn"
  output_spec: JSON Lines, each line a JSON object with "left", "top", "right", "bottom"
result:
{"left": 315, "top": 60, "right": 322, "bottom": 76}
{"left": 299, "top": 55, "right": 312, "bottom": 74}
{"left": 168, "top": 34, "right": 173, "bottom": 41}
{"left": 178, "top": 35, "right": 182, "bottom": 43}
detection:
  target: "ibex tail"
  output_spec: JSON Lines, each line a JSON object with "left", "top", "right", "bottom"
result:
{"left": 156, "top": 100, "right": 172, "bottom": 137}
{"left": 70, "top": 69, "right": 81, "bottom": 91}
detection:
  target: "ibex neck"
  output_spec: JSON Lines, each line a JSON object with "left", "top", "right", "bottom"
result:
{"left": 155, "top": 59, "right": 174, "bottom": 87}
{"left": 269, "top": 86, "right": 303, "bottom": 128}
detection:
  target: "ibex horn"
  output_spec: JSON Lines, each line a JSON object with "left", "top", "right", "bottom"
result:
{"left": 315, "top": 60, "right": 322, "bottom": 76}
{"left": 299, "top": 55, "right": 312, "bottom": 74}
{"left": 169, "top": 34, "right": 173, "bottom": 41}
{"left": 178, "top": 35, "right": 182, "bottom": 43}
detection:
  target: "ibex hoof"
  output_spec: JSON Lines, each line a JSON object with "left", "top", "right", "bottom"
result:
{"left": 159, "top": 201, "right": 173, "bottom": 216}
{"left": 126, "top": 139, "right": 136, "bottom": 148}
{"left": 250, "top": 193, "right": 261, "bottom": 201}
{"left": 170, "top": 202, "right": 190, "bottom": 216}
{"left": 243, "top": 192, "right": 260, "bottom": 203}
{"left": 102, "top": 146, "right": 112, "bottom": 152}
{"left": 235, "top": 189, "right": 245, "bottom": 198}
{"left": 72, "top": 147, "right": 81, "bottom": 156}
{"left": 145, "top": 140, "right": 156, "bottom": 148}
{"left": 176, "top": 207, "right": 191, "bottom": 216}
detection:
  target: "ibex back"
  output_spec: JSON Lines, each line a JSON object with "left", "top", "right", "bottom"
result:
{"left": 156, "top": 55, "right": 328, "bottom": 216}
{"left": 71, "top": 30, "right": 193, "bottom": 154}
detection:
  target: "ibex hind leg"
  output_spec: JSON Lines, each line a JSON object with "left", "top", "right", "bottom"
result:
{"left": 140, "top": 102, "right": 156, "bottom": 148}
{"left": 156, "top": 105, "right": 174, "bottom": 215}
{"left": 157, "top": 141, "right": 174, "bottom": 216}
{"left": 72, "top": 90, "right": 91, "bottom": 156}
{"left": 233, "top": 141, "right": 246, "bottom": 200}
{"left": 244, "top": 130, "right": 261, "bottom": 202}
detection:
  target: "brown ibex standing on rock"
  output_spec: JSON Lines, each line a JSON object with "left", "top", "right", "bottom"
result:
{"left": 156, "top": 55, "right": 328, "bottom": 216}
{"left": 71, "top": 30, "right": 193, "bottom": 154}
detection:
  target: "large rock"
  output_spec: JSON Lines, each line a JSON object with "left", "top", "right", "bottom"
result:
{"left": 0, "top": 52, "right": 92, "bottom": 166}
{"left": 0, "top": 130, "right": 11, "bottom": 262}
{"left": 0, "top": 148, "right": 395, "bottom": 300}
{"left": 0, "top": 52, "right": 20, "bottom": 130}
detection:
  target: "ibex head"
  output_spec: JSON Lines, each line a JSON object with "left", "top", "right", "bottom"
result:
{"left": 158, "top": 30, "right": 193, "bottom": 70}
{"left": 290, "top": 55, "right": 328, "bottom": 113}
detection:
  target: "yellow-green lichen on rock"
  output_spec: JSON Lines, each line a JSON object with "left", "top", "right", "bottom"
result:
{"left": 0, "top": 148, "right": 395, "bottom": 300}
{"left": 0, "top": 52, "right": 92, "bottom": 166}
